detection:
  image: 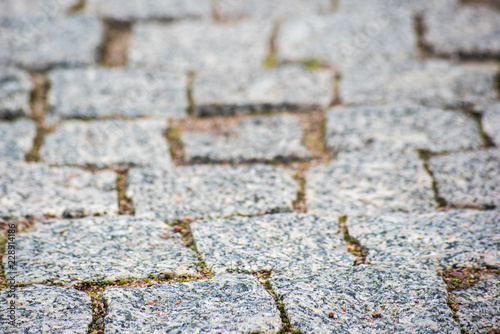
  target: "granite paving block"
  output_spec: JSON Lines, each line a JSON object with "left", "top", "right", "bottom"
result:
{"left": 429, "top": 149, "right": 500, "bottom": 209}
{"left": 478, "top": 102, "right": 500, "bottom": 146}
{"left": 40, "top": 119, "right": 172, "bottom": 169}
{"left": 0, "top": 161, "right": 118, "bottom": 219}
{"left": 193, "top": 65, "right": 333, "bottom": 116}
{"left": 103, "top": 274, "right": 281, "bottom": 334}
{"left": 0, "top": 0, "right": 79, "bottom": 16}
{"left": 128, "top": 165, "right": 298, "bottom": 222}
{"left": 347, "top": 210, "right": 500, "bottom": 269}
{"left": 0, "top": 119, "right": 36, "bottom": 161}
{"left": 183, "top": 115, "right": 310, "bottom": 163}
{"left": 454, "top": 275, "right": 500, "bottom": 333}
{"left": 340, "top": 59, "right": 498, "bottom": 108}
{"left": 46, "top": 68, "right": 187, "bottom": 124}
{"left": 306, "top": 151, "right": 435, "bottom": 216}
{"left": 0, "top": 67, "right": 32, "bottom": 119}
{"left": 271, "top": 266, "right": 460, "bottom": 334}
{"left": 4, "top": 216, "right": 198, "bottom": 285}
{"left": 129, "top": 20, "right": 272, "bottom": 72}
{"left": 0, "top": 16, "right": 103, "bottom": 70}
{"left": 191, "top": 214, "right": 354, "bottom": 274}
{"left": 0, "top": 285, "right": 92, "bottom": 333}
{"left": 326, "top": 104, "right": 482, "bottom": 154}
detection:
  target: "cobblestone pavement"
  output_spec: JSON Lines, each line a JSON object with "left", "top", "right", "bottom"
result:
{"left": 0, "top": 0, "right": 499, "bottom": 333}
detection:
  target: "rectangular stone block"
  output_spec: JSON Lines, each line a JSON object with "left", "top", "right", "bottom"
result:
{"left": 0, "top": 66, "right": 32, "bottom": 119}
{"left": 0, "top": 119, "right": 36, "bottom": 161}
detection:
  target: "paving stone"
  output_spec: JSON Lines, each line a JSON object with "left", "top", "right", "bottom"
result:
{"left": 129, "top": 20, "right": 272, "bottom": 72}
{"left": 306, "top": 151, "right": 435, "bottom": 217}
{"left": 193, "top": 65, "right": 333, "bottom": 116}
{"left": 103, "top": 274, "right": 281, "bottom": 334}
{"left": 0, "top": 161, "right": 117, "bottom": 219}
{"left": 477, "top": 102, "right": 500, "bottom": 146}
{"left": 429, "top": 149, "right": 500, "bottom": 209}
{"left": 85, "top": 0, "right": 210, "bottom": 21}
{"left": 192, "top": 214, "right": 355, "bottom": 275}
{"left": 337, "top": 0, "right": 459, "bottom": 14}
{"left": 0, "top": 119, "right": 36, "bottom": 161}
{"left": 347, "top": 210, "right": 500, "bottom": 269}
{"left": 0, "top": 16, "right": 103, "bottom": 70}
{"left": 5, "top": 216, "right": 198, "bottom": 285}
{"left": 0, "top": 0, "right": 79, "bottom": 16}
{"left": 40, "top": 119, "right": 172, "bottom": 169}
{"left": 46, "top": 68, "right": 187, "bottom": 124}
{"left": 271, "top": 265, "right": 460, "bottom": 334}
{"left": 326, "top": 104, "right": 482, "bottom": 154}
{"left": 454, "top": 275, "right": 500, "bottom": 333}
{"left": 0, "top": 66, "right": 32, "bottom": 119}
{"left": 0, "top": 285, "right": 92, "bottom": 333}
{"left": 128, "top": 165, "right": 298, "bottom": 222}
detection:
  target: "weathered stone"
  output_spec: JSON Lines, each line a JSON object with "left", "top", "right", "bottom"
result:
{"left": 0, "top": 67, "right": 32, "bottom": 119}
{"left": 429, "top": 149, "right": 500, "bottom": 209}
{"left": 182, "top": 114, "right": 310, "bottom": 163}
{"left": 326, "top": 104, "right": 482, "bottom": 154}
{"left": 4, "top": 216, "right": 198, "bottom": 285}
{"left": 0, "top": 285, "right": 92, "bottom": 334}
{"left": 0, "top": 119, "right": 36, "bottom": 161}
{"left": 103, "top": 274, "right": 281, "bottom": 334}
{"left": 128, "top": 165, "right": 298, "bottom": 222}
{"left": 40, "top": 119, "right": 172, "bottom": 169}
{"left": 46, "top": 68, "right": 187, "bottom": 124}
{"left": 478, "top": 102, "right": 500, "bottom": 146}
{"left": 193, "top": 65, "right": 333, "bottom": 116}
{"left": 0, "top": 0, "right": 79, "bottom": 16}
{"left": 191, "top": 214, "right": 354, "bottom": 275}
{"left": 271, "top": 266, "right": 460, "bottom": 334}
{"left": 306, "top": 151, "right": 435, "bottom": 216}
{"left": 0, "top": 161, "right": 117, "bottom": 219}
{"left": 337, "top": 0, "right": 459, "bottom": 14}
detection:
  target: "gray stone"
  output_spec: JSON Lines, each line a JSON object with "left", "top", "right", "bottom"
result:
{"left": 128, "top": 164, "right": 298, "bottom": 222}
{"left": 0, "top": 16, "right": 103, "bottom": 70}
{"left": 193, "top": 65, "right": 333, "bottom": 116}
{"left": 347, "top": 210, "right": 500, "bottom": 269}
{"left": 40, "top": 119, "right": 172, "bottom": 169}
{"left": 4, "top": 216, "right": 198, "bottom": 285}
{"left": 429, "top": 149, "right": 500, "bottom": 209}
{"left": 0, "top": 285, "right": 92, "bottom": 334}
{"left": 128, "top": 20, "right": 272, "bottom": 72}
{"left": 0, "top": 161, "right": 117, "bottom": 219}
{"left": 46, "top": 68, "right": 187, "bottom": 124}
{"left": 103, "top": 274, "right": 282, "bottom": 334}
{"left": 326, "top": 104, "right": 483, "bottom": 154}
{"left": 337, "top": 0, "right": 459, "bottom": 15}
{"left": 478, "top": 102, "right": 500, "bottom": 146}
{"left": 0, "top": 0, "right": 79, "bottom": 16}
{"left": 271, "top": 265, "right": 461, "bottom": 334}
{"left": 182, "top": 114, "right": 310, "bottom": 163}
{"left": 306, "top": 151, "right": 435, "bottom": 217}
{"left": 455, "top": 275, "right": 500, "bottom": 333}
{"left": 191, "top": 214, "right": 354, "bottom": 275}
{"left": 0, "top": 119, "right": 36, "bottom": 161}
{"left": 0, "top": 66, "right": 32, "bottom": 119}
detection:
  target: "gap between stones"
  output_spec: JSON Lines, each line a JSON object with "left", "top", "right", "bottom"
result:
{"left": 414, "top": 14, "right": 432, "bottom": 59}
{"left": 116, "top": 168, "right": 135, "bottom": 215}
{"left": 417, "top": 149, "right": 448, "bottom": 209}
{"left": 338, "top": 216, "right": 369, "bottom": 266}
{"left": 465, "top": 107, "right": 497, "bottom": 149}
{"left": 263, "top": 21, "right": 280, "bottom": 70}
{"left": 461, "top": 0, "right": 500, "bottom": 10}
{"left": 66, "top": 0, "right": 85, "bottom": 14}
{"left": 98, "top": 20, "right": 132, "bottom": 67}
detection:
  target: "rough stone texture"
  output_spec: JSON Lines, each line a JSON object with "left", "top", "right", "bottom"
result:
{"left": 0, "top": 0, "right": 79, "bottom": 16}
{"left": 0, "top": 119, "right": 36, "bottom": 161}
{"left": 47, "top": 68, "right": 187, "bottom": 124}
{"left": 425, "top": 5, "right": 500, "bottom": 58}
{"left": 306, "top": 151, "right": 435, "bottom": 216}
{"left": 182, "top": 115, "right": 310, "bottom": 163}
{"left": 40, "top": 119, "right": 172, "bottom": 169}
{"left": 454, "top": 275, "right": 500, "bottom": 333}
{"left": 0, "top": 161, "right": 117, "bottom": 219}
{"left": 271, "top": 266, "right": 461, "bottom": 334}
{"left": 429, "top": 149, "right": 500, "bottom": 209}
{"left": 128, "top": 165, "right": 297, "bottom": 222}
{"left": 191, "top": 214, "right": 354, "bottom": 275}
{"left": 348, "top": 210, "right": 500, "bottom": 269}
{"left": 103, "top": 274, "right": 282, "bottom": 334}
{"left": 340, "top": 59, "right": 499, "bottom": 108}
{"left": 326, "top": 104, "right": 482, "bottom": 154}
{"left": 337, "top": 0, "right": 459, "bottom": 14}
{"left": 193, "top": 65, "right": 333, "bottom": 116}
{"left": 0, "top": 285, "right": 92, "bottom": 334}
{"left": 5, "top": 216, "right": 198, "bottom": 285}
{"left": 129, "top": 20, "right": 272, "bottom": 72}
{"left": 478, "top": 102, "right": 500, "bottom": 146}
{"left": 0, "top": 66, "right": 32, "bottom": 119}
{"left": 0, "top": 16, "right": 103, "bottom": 70}
{"left": 85, "top": 0, "right": 211, "bottom": 21}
